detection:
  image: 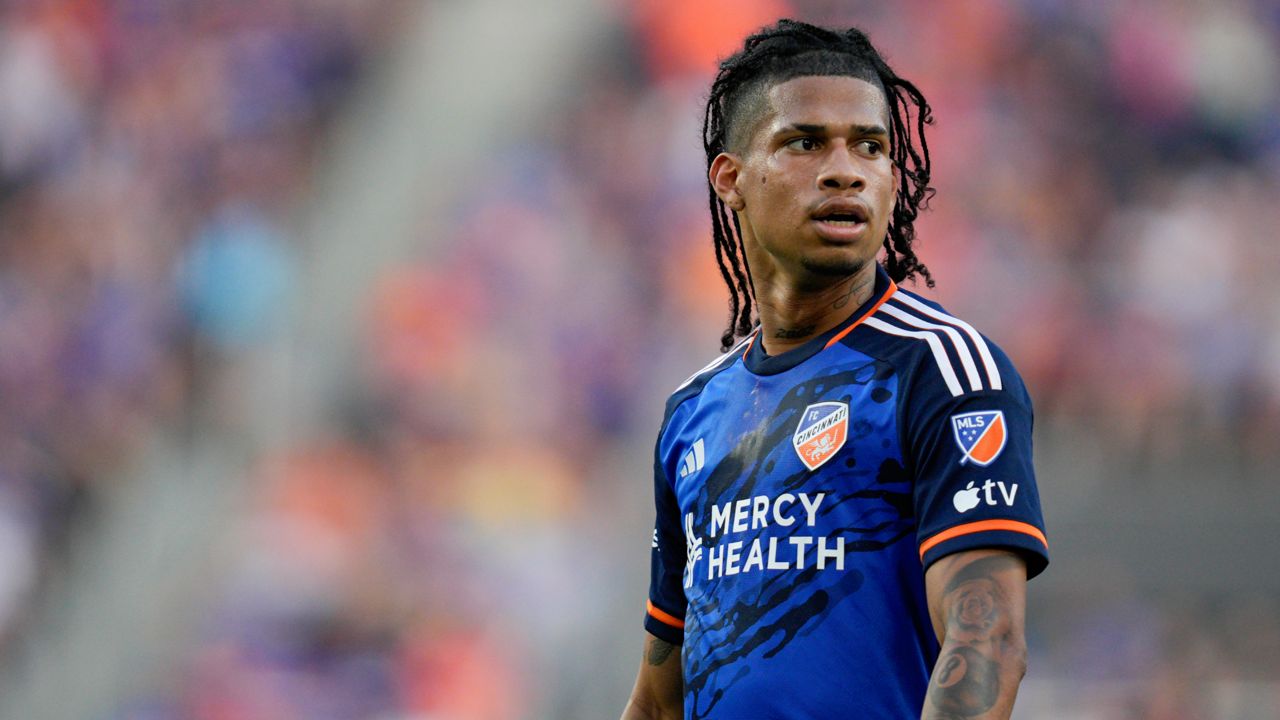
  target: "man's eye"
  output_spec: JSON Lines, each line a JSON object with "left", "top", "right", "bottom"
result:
{"left": 787, "top": 137, "right": 819, "bottom": 151}
{"left": 858, "top": 140, "right": 883, "bottom": 155}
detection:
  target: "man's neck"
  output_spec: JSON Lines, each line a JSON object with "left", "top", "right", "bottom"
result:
{"left": 754, "top": 264, "right": 878, "bottom": 356}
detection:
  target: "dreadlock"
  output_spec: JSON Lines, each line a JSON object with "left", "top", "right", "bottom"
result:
{"left": 703, "top": 19, "right": 935, "bottom": 351}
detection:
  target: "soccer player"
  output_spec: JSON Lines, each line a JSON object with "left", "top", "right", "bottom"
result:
{"left": 620, "top": 20, "right": 1048, "bottom": 720}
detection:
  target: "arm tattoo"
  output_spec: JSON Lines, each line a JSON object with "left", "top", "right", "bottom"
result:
{"left": 926, "top": 554, "right": 1022, "bottom": 718}
{"left": 647, "top": 638, "right": 677, "bottom": 667}
{"left": 929, "top": 646, "right": 999, "bottom": 716}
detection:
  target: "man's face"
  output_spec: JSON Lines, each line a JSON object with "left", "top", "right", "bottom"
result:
{"left": 714, "top": 75, "right": 897, "bottom": 290}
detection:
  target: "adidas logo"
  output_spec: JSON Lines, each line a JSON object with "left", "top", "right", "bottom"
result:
{"left": 679, "top": 438, "right": 705, "bottom": 478}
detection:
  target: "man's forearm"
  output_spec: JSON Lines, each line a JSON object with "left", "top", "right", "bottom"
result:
{"left": 921, "top": 553, "right": 1028, "bottom": 720}
{"left": 621, "top": 635, "right": 684, "bottom": 720}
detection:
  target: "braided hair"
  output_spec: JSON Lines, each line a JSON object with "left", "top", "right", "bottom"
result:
{"left": 704, "top": 19, "right": 935, "bottom": 351}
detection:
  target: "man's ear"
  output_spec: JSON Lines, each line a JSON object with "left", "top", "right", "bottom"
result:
{"left": 709, "top": 153, "right": 745, "bottom": 211}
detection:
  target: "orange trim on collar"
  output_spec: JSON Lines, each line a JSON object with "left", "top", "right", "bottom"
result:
{"left": 824, "top": 280, "right": 899, "bottom": 349}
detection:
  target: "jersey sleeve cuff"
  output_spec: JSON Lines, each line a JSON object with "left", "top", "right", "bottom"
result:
{"left": 919, "top": 520, "right": 1049, "bottom": 579}
{"left": 644, "top": 599, "right": 685, "bottom": 645}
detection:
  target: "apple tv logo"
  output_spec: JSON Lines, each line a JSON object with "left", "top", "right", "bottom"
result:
{"left": 952, "top": 479, "right": 1019, "bottom": 513}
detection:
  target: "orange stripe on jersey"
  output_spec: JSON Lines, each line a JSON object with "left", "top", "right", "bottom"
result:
{"left": 741, "top": 331, "right": 758, "bottom": 361}
{"left": 825, "top": 280, "right": 900, "bottom": 349}
{"left": 647, "top": 600, "right": 685, "bottom": 629}
{"left": 918, "top": 519, "right": 1047, "bottom": 560}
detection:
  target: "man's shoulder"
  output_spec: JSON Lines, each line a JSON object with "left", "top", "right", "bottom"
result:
{"left": 662, "top": 333, "right": 754, "bottom": 420}
{"left": 848, "top": 286, "right": 1021, "bottom": 399}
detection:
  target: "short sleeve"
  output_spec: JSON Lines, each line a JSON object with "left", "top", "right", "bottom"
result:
{"left": 904, "top": 342, "right": 1049, "bottom": 578}
{"left": 645, "top": 437, "right": 688, "bottom": 644}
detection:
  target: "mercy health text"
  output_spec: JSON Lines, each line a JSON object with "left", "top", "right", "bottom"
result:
{"left": 697, "top": 491, "right": 845, "bottom": 581}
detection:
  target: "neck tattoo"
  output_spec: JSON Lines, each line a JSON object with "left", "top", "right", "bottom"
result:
{"left": 832, "top": 275, "right": 874, "bottom": 310}
{"left": 775, "top": 324, "right": 817, "bottom": 339}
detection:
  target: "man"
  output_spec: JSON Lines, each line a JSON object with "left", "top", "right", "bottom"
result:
{"left": 621, "top": 20, "right": 1048, "bottom": 720}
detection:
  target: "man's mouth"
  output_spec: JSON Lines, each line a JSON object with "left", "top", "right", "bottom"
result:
{"left": 811, "top": 203, "right": 870, "bottom": 239}
{"left": 815, "top": 214, "right": 865, "bottom": 227}
{"left": 812, "top": 201, "right": 870, "bottom": 225}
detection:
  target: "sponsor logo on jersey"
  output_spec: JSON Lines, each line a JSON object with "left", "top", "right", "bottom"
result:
{"left": 950, "top": 410, "right": 1007, "bottom": 466}
{"left": 952, "top": 479, "right": 1020, "bottom": 513}
{"left": 793, "top": 402, "right": 849, "bottom": 471}
{"left": 699, "top": 492, "right": 847, "bottom": 581}
{"left": 683, "top": 512, "right": 702, "bottom": 589}
{"left": 679, "top": 438, "right": 705, "bottom": 478}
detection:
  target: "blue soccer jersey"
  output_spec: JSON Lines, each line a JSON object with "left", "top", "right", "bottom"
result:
{"left": 645, "top": 264, "right": 1048, "bottom": 719}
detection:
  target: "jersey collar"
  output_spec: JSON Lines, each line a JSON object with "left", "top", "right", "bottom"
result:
{"left": 742, "top": 263, "right": 897, "bottom": 376}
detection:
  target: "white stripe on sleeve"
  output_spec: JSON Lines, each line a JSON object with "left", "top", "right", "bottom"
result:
{"left": 673, "top": 331, "right": 756, "bottom": 393}
{"left": 880, "top": 303, "right": 984, "bottom": 392}
{"left": 891, "top": 293, "right": 1003, "bottom": 391}
{"left": 863, "top": 317, "right": 965, "bottom": 397}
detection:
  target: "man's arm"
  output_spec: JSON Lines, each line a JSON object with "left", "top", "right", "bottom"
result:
{"left": 620, "top": 631, "right": 683, "bottom": 720}
{"left": 921, "top": 548, "right": 1028, "bottom": 720}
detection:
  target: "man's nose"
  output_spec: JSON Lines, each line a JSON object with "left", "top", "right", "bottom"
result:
{"left": 818, "top": 143, "right": 865, "bottom": 190}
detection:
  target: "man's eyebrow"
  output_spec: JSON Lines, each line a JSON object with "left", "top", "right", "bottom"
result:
{"left": 781, "top": 123, "right": 890, "bottom": 137}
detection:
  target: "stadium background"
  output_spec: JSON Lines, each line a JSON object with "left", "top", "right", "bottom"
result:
{"left": 0, "top": 0, "right": 1278, "bottom": 717}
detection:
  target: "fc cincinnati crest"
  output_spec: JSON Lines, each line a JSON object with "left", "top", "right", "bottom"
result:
{"left": 793, "top": 401, "right": 849, "bottom": 471}
{"left": 951, "top": 410, "right": 1007, "bottom": 466}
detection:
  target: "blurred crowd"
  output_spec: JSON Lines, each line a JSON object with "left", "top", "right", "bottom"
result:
{"left": 2, "top": 0, "right": 1279, "bottom": 718}
{"left": 0, "top": 0, "right": 400, "bottom": 675}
